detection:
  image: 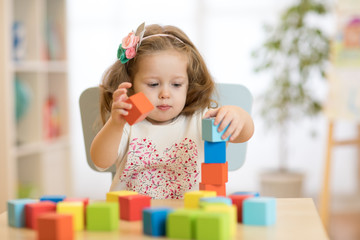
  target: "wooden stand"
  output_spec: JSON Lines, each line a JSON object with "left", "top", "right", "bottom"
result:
{"left": 319, "top": 120, "right": 360, "bottom": 229}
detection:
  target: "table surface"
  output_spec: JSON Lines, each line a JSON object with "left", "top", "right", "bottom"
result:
{"left": 0, "top": 198, "right": 328, "bottom": 240}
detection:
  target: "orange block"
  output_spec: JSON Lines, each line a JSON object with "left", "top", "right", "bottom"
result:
{"left": 124, "top": 92, "right": 154, "bottom": 125}
{"left": 201, "top": 162, "right": 228, "bottom": 185}
{"left": 37, "top": 213, "right": 73, "bottom": 240}
{"left": 199, "top": 182, "right": 226, "bottom": 196}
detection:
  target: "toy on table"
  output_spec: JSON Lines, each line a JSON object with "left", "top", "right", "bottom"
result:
{"left": 25, "top": 201, "right": 57, "bottom": 229}
{"left": 86, "top": 202, "right": 119, "bottom": 231}
{"left": 123, "top": 92, "right": 154, "bottom": 125}
{"left": 57, "top": 201, "right": 84, "bottom": 231}
{"left": 119, "top": 194, "right": 151, "bottom": 221}
{"left": 37, "top": 213, "right": 73, "bottom": 240}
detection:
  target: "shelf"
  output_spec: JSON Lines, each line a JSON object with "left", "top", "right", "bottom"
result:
{"left": 11, "top": 61, "right": 68, "bottom": 73}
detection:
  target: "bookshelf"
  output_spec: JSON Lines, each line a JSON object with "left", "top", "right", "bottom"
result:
{"left": 0, "top": 0, "right": 71, "bottom": 211}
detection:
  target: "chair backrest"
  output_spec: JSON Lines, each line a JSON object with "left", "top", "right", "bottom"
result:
{"left": 79, "top": 83, "right": 252, "bottom": 174}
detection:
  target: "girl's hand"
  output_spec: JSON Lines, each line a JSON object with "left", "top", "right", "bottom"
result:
{"left": 111, "top": 82, "right": 133, "bottom": 125}
{"left": 203, "top": 105, "right": 253, "bottom": 142}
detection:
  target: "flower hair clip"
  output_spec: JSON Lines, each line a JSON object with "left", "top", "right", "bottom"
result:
{"left": 117, "top": 22, "right": 145, "bottom": 64}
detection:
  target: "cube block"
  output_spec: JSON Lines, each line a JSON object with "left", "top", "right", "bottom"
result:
{"left": 196, "top": 212, "right": 229, "bottom": 240}
{"left": 199, "top": 197, "right": 232, "bottom": 207}
{"left": 124, "top": 92, "right": 154, "bottom": 125}
{"left": 143, "top": 207, "right": 173, "bottom": 237}
{"left": 204, "top": 141, "right": 226, "bottom": 163}
{"left": 243, "top": 197, "right": 277, "bottom": 226}
{"left": 25, "top": 201, "right": 57, "bottom": 229}
{"left": 37, "top": 213, "right": 73, "bottom": 240}
{"left": 202, "top": 118, "right": 230, "bottom": 142}
{"left": 201, "top": 162, "right": 228, "bottom": 185}
{"left": 57, "top": 202, "right": 84, "bottom": 231}
{"left": 40, "top": 195, "right": 66, "bottom": 203}
{"left": 203, "top": 204, "right": 237, "bottom": 237}
{"left": 231, "top": 191, "right": 260, "bottom": 197}
{"left": 184, "top": 191, "right": 217, "bottom": 209}
{"left": 118, "top": 194, "right": 151, "bottom": 221}
{"left": 167, "top": 209, "right": 202, "bottom": 239}
{"left": 199, "top": 182, "right": 226, "bottom": 196}
{"left": 228, "top": 194, "right": 254, "bottom": 222}
{"left": 106, "top": 190, "right": 138, "bottom": 203}
{"left": 7, "top": 199, "right": 37, "bottom": 228}
{"left": 86, "top": 202, "right": 119, "bottom": 231}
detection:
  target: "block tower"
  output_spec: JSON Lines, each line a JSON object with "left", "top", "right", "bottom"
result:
{"left": 200, "top": 118, "right": 229, "bottom": 196}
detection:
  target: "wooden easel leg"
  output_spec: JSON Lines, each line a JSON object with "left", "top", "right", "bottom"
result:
{"left": 319, "top": 121, "right": 334, "bottom": 229}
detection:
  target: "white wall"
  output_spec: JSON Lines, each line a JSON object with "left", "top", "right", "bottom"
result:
{"left": 67, "top": 0, "right": 358, "bottom": 200}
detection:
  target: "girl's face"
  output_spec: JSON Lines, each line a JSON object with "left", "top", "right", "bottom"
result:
{"left": 133, "top": 49, "right": 189, "bottom": 125}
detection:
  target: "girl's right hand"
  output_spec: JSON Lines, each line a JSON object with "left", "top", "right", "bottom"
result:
{"left": 111, "top": 82, "right": 133, "bottom": 125}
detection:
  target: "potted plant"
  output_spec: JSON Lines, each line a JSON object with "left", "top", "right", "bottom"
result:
{"left": 252, "top": 0, "right": 330, "bottom": 197}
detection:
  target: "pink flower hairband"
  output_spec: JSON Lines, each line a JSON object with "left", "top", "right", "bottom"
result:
{"left": 117, "top": 22, "right": 184, "bottom": 64}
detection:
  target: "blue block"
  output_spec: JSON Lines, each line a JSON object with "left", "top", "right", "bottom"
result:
{"left": 243, "top": 197, "right": 276, "bottom": 226}
{"left": 143, "top": 207, "right": 173, "bottom": 237}
{"left": 202, "top": 118, "right": 230, "bottom": 142}
{"left": 204, "top": 141, "right": 226, "bottom": 163}
{"left": 199, "top": 197, "right": 232, "bottom": 206}
{"left": 7, "top": 199, "right": 37, "bottom": 227}
{"left": 40, "top": 195, "right": 66, "bottom": 203}
{"left": 232, "top": 191, "right": 260, "bottom": 197}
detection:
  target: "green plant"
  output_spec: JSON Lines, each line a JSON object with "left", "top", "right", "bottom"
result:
{"left": 252, "top": 0, "right": 330, "bottom": 171}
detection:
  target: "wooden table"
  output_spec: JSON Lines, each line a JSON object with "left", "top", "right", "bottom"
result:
{"left": 0, "top": 198, "right": 328, "bottom": 240}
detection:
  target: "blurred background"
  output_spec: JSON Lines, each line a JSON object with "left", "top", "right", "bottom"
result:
{"left": 1, "top": 0, "right": 360, "bottom": 239}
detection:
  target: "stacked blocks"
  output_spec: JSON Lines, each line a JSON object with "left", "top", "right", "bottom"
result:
{"left": 184, "top": 190, "right": 217, "bottom": 209}
{"left": 37, "top": 213, "right": 73, "bottom": 240}
{"left": 56, "top": 202, "right": 84, "bottom": 231}
{"left": 167, "top": 209, "right": 202, "bottom": 239}
{"left": 118, "top": 194, "right": 151, "bottom": 221}
{"left": 143, "top": 207, "right": 173, "bottom": 237}
{"left": 243, "top": 197, "right": 276, "bottom": 226}
{"left": 25, "top": 201, "right": 56, "bottom": 229}
{"left": 123, "top": 92, "right": 154, "bottom": 125}
{"left": 7, "top": 199, "right": 37, "bottom": 228}
{"left": 86, "top": 202, "right": 119, "bottom": 231}
{"left": 201, "top": 118, "right": 229, "bottom": 196}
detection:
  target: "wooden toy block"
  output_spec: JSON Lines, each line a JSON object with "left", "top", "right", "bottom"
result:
{"left": 106, "top": 190, "right": 138, "bottom": 203}
{"left": 199, "top": 196, "right": 232, "bottom": 207}
{"left": 118, "top": 194, "right": 151, "bottom": 221}
{"left": 37, "top": 213, "right": 73, "bottom": 240}
{"left": 123, "top": 92, "right": 154, "bottom": 125}
{"left": 166, "top": 209, "right": 202, "bottom": 239}
{"left": 201, "top": 162, "right": 228, "bottom": 185}
{"left": 86, "top": 202, "right": 119, "bottom": 231}
{"left": 195, "top": 211, "right": 229, "bottom": 240}
{"left": 243, "top": 197, "right": 277, "bottom": 226}
{"left": 202, "top": 118, "right": 230, "bottom": 142}
{"left": 199, "top": 182, "right": 226, "bottom": 196}
{"left": 7, "top": 198, "right": 37, "bottom": 227}
{"left": 40, "top": 195, "right": 66, "bottom": 203}
{"left": 204, "top": 141, "right": 226, "bottom": 163}
{"left": 64, "top": 197, "right": 89, "bottom": 222}
{"left": 231, "top": 191, "right": 260, "bottom": 197}
{"left": 56, "top": 202, "right": 84, "bottom": 231}
{"left": 25, "top": 201, "right": 56, "bottom": 229}
{"left": 143, "top": 207, "right": 173, "bottom": 237}
{"left": 228, "top": 194, "right": 254, "bottom": 222}
{"left": 203, "top": 204, "right": 237, "bottom": 237}
{"left": 184, "top": 190, "right": 217, "bottom": 209}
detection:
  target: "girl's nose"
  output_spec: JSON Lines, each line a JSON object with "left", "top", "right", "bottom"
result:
{"left": 159, "top": 87, "right": 170, "bottom": 99}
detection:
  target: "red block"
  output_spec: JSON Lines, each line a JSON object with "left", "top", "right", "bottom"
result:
{"left": 25, "top": 201, "right": 56, "bottom": 229}
{"left": 201, "top": 162, "right": 228, "bottom": 185}
{"left": 37, "top": 213, "right": 73, "bottom": 240}
{"left": 228, "top": 194, "right": 253, "bottom": 222}
{"left": 118, "top": 194, "right": 152, "bottom": 221}
{"left": 123, "top": 92, "right": 154, "bottom": 125}
{"left": 199, "top": 182, "right": 226, "bottom": 196}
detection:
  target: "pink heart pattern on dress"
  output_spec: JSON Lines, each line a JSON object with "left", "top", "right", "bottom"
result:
{"left": 119, "top": 137, "right": 199, "bottom": 199}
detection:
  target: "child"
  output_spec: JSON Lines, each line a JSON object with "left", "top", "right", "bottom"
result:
{"left": 90, "top": 23, "right": 254, "bottom": 199}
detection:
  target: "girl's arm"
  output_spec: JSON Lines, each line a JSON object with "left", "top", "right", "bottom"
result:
{"left": 203, "top": 105, "right": 254, "bottom": 143}
{"left": 90, "top": 82, "right": 132, "bottom": 168}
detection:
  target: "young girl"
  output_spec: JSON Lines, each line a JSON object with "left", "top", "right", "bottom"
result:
{"left": 90, "top": 23, "right": 254, "bottom": 199}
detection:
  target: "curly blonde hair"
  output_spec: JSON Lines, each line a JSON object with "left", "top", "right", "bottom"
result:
{"left": 99, "top": 24, "right": 215, "bottom": 124}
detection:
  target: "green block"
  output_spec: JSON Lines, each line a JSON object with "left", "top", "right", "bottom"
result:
{"left": 86, "top": 202, "right": 119, "bottom": 231}
{"left": 196, "top": 212, "right": 229, "bottom": 240}
{"left": 167, "top": 209, "right": 202, "bottom": 239}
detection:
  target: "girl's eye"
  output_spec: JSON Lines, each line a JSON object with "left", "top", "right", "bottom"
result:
{"left": 148, "top": 83, "right": 159, "bottom": 87}
{"left": 173, "top": 83, "right": 182, "bottom": 87}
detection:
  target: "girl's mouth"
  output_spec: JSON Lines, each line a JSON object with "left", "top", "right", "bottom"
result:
{"left": 157, "top": 105, "right": 171, "bottom": 111}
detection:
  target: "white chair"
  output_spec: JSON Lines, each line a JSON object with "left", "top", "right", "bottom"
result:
{"left": 79, "top": 83, "right": 253, "bottom": 177}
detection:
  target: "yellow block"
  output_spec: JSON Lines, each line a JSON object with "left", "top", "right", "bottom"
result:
{"left": 203, "top": 204, "right": 237, "bottom": 237}
{"left": 106, "top": 190, "right": 138, "bottom": 202}
{"left": 56, "top": 202, "right": 84, "bottom": 231}
{"left": 184, "top": 191, "right": 217, "bottom": 209}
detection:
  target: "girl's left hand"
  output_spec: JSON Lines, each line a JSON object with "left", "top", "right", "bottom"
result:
{"left": 203, "top": 106, "right": 249, "bottom": 142}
